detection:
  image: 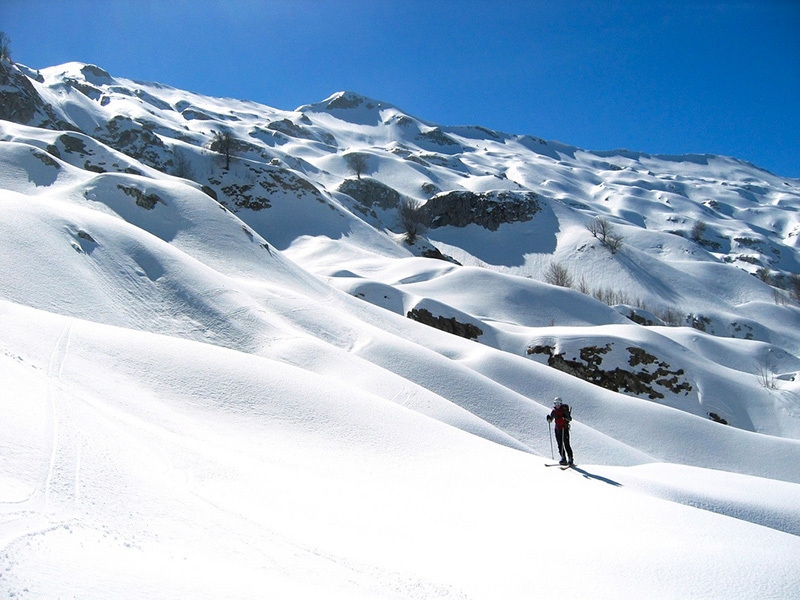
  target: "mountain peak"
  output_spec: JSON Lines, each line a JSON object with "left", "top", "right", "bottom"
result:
{"left": 297, "top": 91, "right": 400, "bottom": 126}
{"left": 40, "top": 61, "right": 117, "bottom": 86}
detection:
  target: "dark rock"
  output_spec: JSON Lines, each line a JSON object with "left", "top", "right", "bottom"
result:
{"left": 527, "top": 343, "right": 692, "bottom": 400}
{"left": 116, "top": 184, "right": 164, "bottom": 210}
{"left": 423, "top": 190, "right": 541, "bottom": 231}
{"left": 0, "top": 61, "right": 73, "bottom": 129}
{"left": 416, "top": 128, "right": 460, "bottom": 147}
{"left": 221, "top": 183, "right": 271, "bottom": 211}
{"left": 201, "top": 185, "right": 218, "bottom": 200}
{"left": 257, "top": 167, "right": 324, "bottom": 202}
{"left": 407, "top": 308, "right": 483, "bottom": 340}
{"left": 339, "top": 178, "right": 401, "bottom": 210}
{"left": 31, "top": 150, "right": 60, "bottom": 169}
{"left": 327, "top": 93, "right": 364, "bottom": 110}
{"left": 708, "top": 412, "right": 728, "bottom": 425}
{"left": 420, "top": 247, "right": 462, "bottom": 265}
{"left": 80, "top": 64, "right": 113, "bottom": 83}
{"left": 59, "top": 134, "right": 91, "bottom": 154}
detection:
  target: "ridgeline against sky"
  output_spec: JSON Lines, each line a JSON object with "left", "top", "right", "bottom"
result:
{"left": 2, "top": 0, "right": 798, "bottom": 177}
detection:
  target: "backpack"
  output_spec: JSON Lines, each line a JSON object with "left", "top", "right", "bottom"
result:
{"left": 554, "top": 404, "right": 572, "bottom": 428}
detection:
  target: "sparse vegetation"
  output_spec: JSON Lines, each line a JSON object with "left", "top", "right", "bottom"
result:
{"left": 399, "top": 198, "right": 425, "bottom": 244}
{"left": 587, "top": 216, "right": 623, "bottom": 253}
{"left": 172, "top": 149, "right": 195, "bottom": 180}
{"left": 345, "top": 152, "right": 368, "bottom": 179}
{"left": 789, "top": 273, "right": 800, "bottom": 302}
{"left": 756, "top": 359, "right": 778, "bottom": 390}
{"left": 211, "top": 130, "right": 236, "bottom": 169}
{"left": 544, "top": 262, "right": 574, "bottom": 288}
{"left": 773, "top": 287, "right": 788, "bottom": 306}
{"left": 756, "top": 267, "right": 772, "bottom": 284}
{"left": 690, "top": 219, "right": 707, "bottom": 243}
{"left": 577, "top": 275, "right": 591, "bottom": 295}
{"left": 655, "top": 307, "right": 683, "bottom": 327}
{"left": 591, "top": 286, "right": 643, "bottom": 308}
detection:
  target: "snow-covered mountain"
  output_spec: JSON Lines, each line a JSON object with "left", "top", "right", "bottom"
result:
{"left": 2, "top": 58, "right": 799, "bottom": 599}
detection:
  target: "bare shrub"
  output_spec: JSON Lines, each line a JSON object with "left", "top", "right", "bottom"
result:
{"left": 577, "top": 275, "right": 591, "bottom": 295}
{"left": 544, "top": 262, "right": 574, "bottom": 288}
{"left": 593, "top": 287, "right": 629, "bottom": 306}
{"left": 345, "top": 152, "right": 368, "bottom": 179}
{"left": 656, "top": 307, "right": 682, "bottom": 327}
{"left": 756, "top": 267, "right": 772, "bottom": 284}
{"left": 606, "top": 233, "right": 624, "bottom": 253}
{"left": 399, "top": 198, "right": 425, "bottom": 244}
{"left": 172, "top": 150, "right": 195, "bottom": 180}
{"left": 587, "top": 216, "right": 623, "bottom": 253}
{"left": 587, "top": 216, "right": 611, "bottom": 240}
{"left": 210, "top": 130, "right": 236, "bottom": 169}
{"left": 756, "top": 360, "right": 777, "bottom": 390}
{"left": 691, "top": 220, "right": 707, "bottom": 242}
{"left": 790, "top": 273, "right": 800, "bottom": 302}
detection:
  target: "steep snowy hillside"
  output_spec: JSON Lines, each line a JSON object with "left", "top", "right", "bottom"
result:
{"left": 2, "top": 57, "right": 800, "bottom": 598}
{"left": 3, "top": 58, "right": 799, "bottom": 435}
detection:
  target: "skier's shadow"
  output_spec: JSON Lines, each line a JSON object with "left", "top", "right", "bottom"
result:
{"left": 571, "top": 466, "right": 622, "bottom": 487}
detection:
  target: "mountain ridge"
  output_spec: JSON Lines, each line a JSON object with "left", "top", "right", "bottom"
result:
{"left": 3, "top": 56, "right": 800, "bottom": 598}
{"left": 2, "top": 57, "right": 799, "bottom": 434}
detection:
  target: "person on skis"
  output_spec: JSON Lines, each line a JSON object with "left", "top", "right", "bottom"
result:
{"left": 547, "top": 397, "right": 574, "bottom": 466}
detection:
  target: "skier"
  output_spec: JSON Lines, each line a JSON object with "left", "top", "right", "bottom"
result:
{"left": 546, "top": 397, "right": 574, "bottom": 466}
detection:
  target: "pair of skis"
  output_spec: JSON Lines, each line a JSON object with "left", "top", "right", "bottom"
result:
{"left": 545, "top": 462, "right": 576, "bottom": 470}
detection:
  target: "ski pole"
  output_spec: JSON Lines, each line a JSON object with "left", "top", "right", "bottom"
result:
{"left": 548, "top": 419, "right": 554, "bottom": 460}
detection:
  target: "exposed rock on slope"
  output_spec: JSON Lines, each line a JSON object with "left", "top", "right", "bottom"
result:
{"left": 423, "top": 190, "right": 541, "bottom": 230}
{"left": 408, "top": 307, "right": 484, "bottom": 340}
{"left": 1, "top": 58, "right": 799, "bottom": 438}
{"left": 339, "top": 177, "right": 402, "bottom": 210}
{"left": 0, "top": 59, "right": 68, "bottom": 129}
{"left": 527, "top": 343, "right": 692, "bottom": 400}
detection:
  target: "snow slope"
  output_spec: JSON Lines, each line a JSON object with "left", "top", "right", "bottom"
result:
{"left": 2, "top": 58, "right": 800, "bottom": 598}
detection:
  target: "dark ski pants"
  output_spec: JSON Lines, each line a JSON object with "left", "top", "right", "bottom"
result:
{"left": 555, "top": 427, "right": 573, "bottom": 462}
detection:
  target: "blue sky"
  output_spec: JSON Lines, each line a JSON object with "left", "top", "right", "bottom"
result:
{"left": 2, "top": 0, "right": 798, "bottom": 177}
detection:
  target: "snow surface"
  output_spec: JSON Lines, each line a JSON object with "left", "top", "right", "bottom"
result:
{"left": 2, "top": 59, "right": 800, "bottom": 598}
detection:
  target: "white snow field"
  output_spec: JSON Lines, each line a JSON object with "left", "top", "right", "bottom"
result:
{"left": 2, "top": 59, "right": 800, "bottom": 598}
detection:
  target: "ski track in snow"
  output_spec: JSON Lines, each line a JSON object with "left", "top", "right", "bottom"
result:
{"left": 1, "top": 318, "right": 83, "bottom": 588}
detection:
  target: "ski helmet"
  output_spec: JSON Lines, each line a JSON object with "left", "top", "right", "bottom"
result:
{"left": 553, "top": 397, "right": 563, "bottom": 406}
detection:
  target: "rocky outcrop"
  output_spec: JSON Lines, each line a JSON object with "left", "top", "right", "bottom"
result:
{"left": 100, "top": 116, "right": 169, "bottom": 171}
{"left": 416, "top": 127, "right": 460, "bottom": 148}
{"left": 216, "top": 166, "right": 325, "bottom": 212}
{"left": 407, "top": 308, "right": 483, "bottom": 340}
{"left": 422, "top": 190, "right": 541, "bottom": 231}
{"left": 338, "top": 177, "right": 402, "bottom": 210}
{"left": 0, "top": 60, "right": 70, "bottom": 129}
{"left": 258, "top": 167, "right": 324, "bottom": 201}
{"left": 263, "top": 118, "right": 335, "bottom": 146}
{"left": 326, "top": 92, "right": 367, "bottom": 110}
{"left": 420, "top": 246, "right": 462, "bottom": 264}
{"left": 116, "top": 184, "right": 165, "bottom": 210}
{"left": 527, "top": 343, "right": 692, "bottom": 400}
{"left": 220, "top": 183, "right": 270, "bottom": 210}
